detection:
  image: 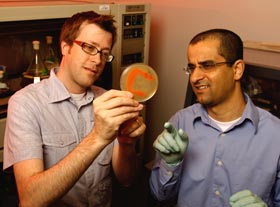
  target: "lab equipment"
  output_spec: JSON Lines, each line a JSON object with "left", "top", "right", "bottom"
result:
{"left": 120, "top": 63, "right": 158, "bottom": 102}
{"left": 44, "top": 36, "right": 59, "bottom": 71}
{"left": 23, "top": 40, "right": 48, "bottom": 84}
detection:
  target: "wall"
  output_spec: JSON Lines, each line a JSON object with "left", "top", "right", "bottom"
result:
{"left": 116, "top": 0, "right": 280, "bottom": 162}
{"left": 1, "top": 0, "right": 279, "bottom": 162}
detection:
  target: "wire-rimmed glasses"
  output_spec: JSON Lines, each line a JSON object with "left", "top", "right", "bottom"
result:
{"left": 183, "top": 61, "right": 234, "bottom": 74}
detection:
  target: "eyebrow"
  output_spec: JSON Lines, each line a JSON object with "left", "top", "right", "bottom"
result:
{"left": 87, "top": 41, "right": 111, "bottom": 51}
{"left": 188, "top": 60, "right": 214, "bottom": 66}
{"left": 197, "top": 60, "right": 215, "bottom": 65}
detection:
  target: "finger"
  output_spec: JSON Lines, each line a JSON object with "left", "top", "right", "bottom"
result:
{"left": 119, "top": 116, "right": 143, "bottom": 135}
{"left": 118, "top": 122, "right": 146, "bottom": 143}
{"left": 164, "top": 122, "right": 177, "bottom": 137}
{"left": 178, "top": 129, "right": 188, "bottom": 141}
{"left": 95, "top": 96, "right": 141, "bottom": 111}
{"left": 163, "top": 132, "right": 180, "bottom": 152}
{"left": 153, "top": 139, "right": 170, "bottom": 154}
{"left": 99, "top": 89, "right": 134, "bottom": 101}
{"left": 94, "top": 90, "right": 141, "bottom": 111}
{"left": 232, "top": 196, "right": 262, "bottom": 207}
{"left": 157, "top": 132, "right": 178, "bottom": 152}
{"left": 164, "top": 123, "right": 181, "bottom": 152}
{"left": 135, "top": 116, "right": 143, "bottom": 126}
{"left": 127, "top": 122, "right": 146, "bottom": 137}
{"left": 119, "top": 118, "right": 137, "bottom": 135}
{"left": 96, "top": 105, "right": 142, "bottom": 119}
{"left": 230, "top": 190, "right": 253, "bottom": 202}
{"left": 157, "top": 135, "right": 170, "bottom": 149}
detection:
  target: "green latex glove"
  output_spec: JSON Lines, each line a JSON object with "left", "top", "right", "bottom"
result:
{"left": 153, "top": 122, "right": 188, "bottom": 164}
{"left": 230, "top": 190, "right": 267, "bottom": 207}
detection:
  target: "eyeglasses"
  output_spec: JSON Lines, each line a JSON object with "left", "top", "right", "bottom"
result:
{"left": 183, "top": 61, "right": 234, "bottom": 74}
{"left": 74, "top": 40, "right": 114, "bottom": 63}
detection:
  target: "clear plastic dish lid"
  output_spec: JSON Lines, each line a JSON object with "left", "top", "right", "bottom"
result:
{"left": 120, "top": 63, "right": 158, "bottom": 102}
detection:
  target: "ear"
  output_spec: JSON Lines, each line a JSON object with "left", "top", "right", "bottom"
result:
{"left": 232, "top": 59, "right": 245, "bottom": 80}
{"left": 61, "top": 41, "right": 70, "bottom": 56}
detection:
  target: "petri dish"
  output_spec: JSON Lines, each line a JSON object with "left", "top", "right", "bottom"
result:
{"left": 120, "top": 63, "right": 158, "bottom": 102}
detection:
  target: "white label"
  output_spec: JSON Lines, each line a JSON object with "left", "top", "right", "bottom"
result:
{"left": 99, "top": 5, "right": 110, "bottom": 11}
{"left": 34, "top": 77, "right": 40, "bottom": 84}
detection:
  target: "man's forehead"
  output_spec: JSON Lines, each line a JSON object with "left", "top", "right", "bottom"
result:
{"left": 188, "top": 40, "right": 220, "bottom": 55}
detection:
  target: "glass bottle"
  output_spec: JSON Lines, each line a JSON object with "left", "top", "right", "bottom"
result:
{"left": 44, "top": 36, "right": 59, "bottom": 71}
{"left": 0, "top": 65, "right": 8, "bottom": 89}
{"left": 24, "top": 40, "right": 48, "bottom": 83}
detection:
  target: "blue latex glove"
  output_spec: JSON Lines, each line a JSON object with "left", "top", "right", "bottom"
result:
{"left": 153, "top": 122, "right": 188, "bottom": 164}
{"left": 230, "top": 190, "right": 267, "bottom": 207}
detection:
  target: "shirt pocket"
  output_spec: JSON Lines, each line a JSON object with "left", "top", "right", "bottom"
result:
{"left": 43, "top": 132, "right": 76, "bottom": 168}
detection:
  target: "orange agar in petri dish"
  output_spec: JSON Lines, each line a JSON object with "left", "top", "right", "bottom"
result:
{"left": 120, "top": 63, "right": 158, "bottom": 102}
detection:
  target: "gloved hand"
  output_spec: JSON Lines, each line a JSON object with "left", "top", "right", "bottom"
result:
{"left": 153, "top": 122, "right": 188, "bottom": 164}
{"left": 230, "top": 190, "right": 267, "bottom": 207}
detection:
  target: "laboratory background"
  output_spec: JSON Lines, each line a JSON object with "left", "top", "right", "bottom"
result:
{"left": 0, "top": 0, "right": 280, "bottom": 206}
{"left": 130, "top": 0, "right": 280, "bottom": 163}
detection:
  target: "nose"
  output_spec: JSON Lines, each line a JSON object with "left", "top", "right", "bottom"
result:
{"left": 89, "top": 52, "right": 102, "bottom": 64}
{"left": 190, "top": 66, "right": 205, "bottom": 83}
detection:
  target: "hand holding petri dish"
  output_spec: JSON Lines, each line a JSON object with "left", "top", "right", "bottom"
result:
{"left": 120, "top": 63, "right": 158, "bottom": 102}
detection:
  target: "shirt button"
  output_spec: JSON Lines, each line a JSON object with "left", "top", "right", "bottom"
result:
{"left": 217, "top": 160, "right": 223, "bottom": 166}
{"left": 167, "top": 171, "right": 172, "bottom": 176}
{"left": 215, "top": 190, "right": 221, "bottom": 196}
{"left": 221, "top": 133, "right": 226, "bottom": 137}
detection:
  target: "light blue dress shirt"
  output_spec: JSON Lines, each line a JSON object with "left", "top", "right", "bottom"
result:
{"left": 4, "top": 68, "right": 114, "bottom": 207}
{"left": 150, "top": 95, "right": 280, "bottom": 207}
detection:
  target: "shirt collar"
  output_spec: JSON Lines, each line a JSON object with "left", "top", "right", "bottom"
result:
{"left": 241, "top": 93, "right": 259, "bottom": 132}
{"left": 193, "top": 93, "right": 259, "bottom": 133}
{"left": 48, "top": 68, "right": 94, "bottom": 104}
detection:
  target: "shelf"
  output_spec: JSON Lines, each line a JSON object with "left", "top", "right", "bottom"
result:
{"left": 243, "top": 41, "right": 280, "bottom": 69}
{"left": 243, "top": 40, "right": 280, "bottom": 53}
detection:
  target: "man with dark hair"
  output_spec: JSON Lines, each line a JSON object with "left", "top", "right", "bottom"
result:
{"left": 150, "top": 29, "right": 280, "bottom": 207}
{"left": 3, "top": 11, "right": 145, "bottom": 207}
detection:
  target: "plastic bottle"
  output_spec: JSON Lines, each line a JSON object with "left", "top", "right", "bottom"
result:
{"left": 24, "top": 40, "right": 48, "bottom": 83}
{"left": 44, "top": 36, "right": 59, "bottom": 71}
